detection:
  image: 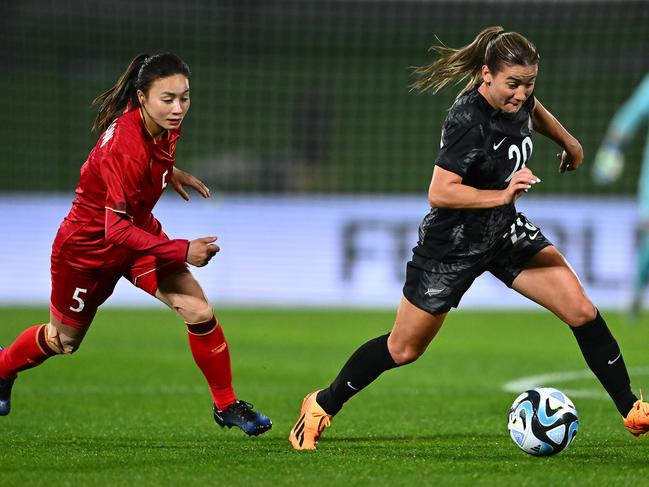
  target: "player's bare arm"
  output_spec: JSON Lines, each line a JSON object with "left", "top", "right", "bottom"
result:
{"left": 531, "top": 98, "right": 583, "bottom": 173}
{"left": 428, "top": 165, "right": 540, "bottom": 209}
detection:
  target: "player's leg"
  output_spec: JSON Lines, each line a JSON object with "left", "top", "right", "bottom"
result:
{"left": 290, "top": 297, "right": 447, "bottom": 450}
{"left": 0, "top": 258, "right": 107, "bottom": 416}
{"left": 0, "top": 320, "right": 58, "bottom": 416}
{"left": 629, "top": 164, "right": 649, "bottom": 318}
{"left": 630, "top": 223, "right": 649, "bottom": 319}
{"left": 289, "top": 255, "right": 475, "bottom": 450}
{"left": 143, "top": 264, "right": 271, "bottom": 436}
{"left": 0, "top": 314, "right": 91, "bottom": 416}
{"left": 317, "top": 296, "right": 446, "bottom": 415}
{"left": 511, "top": 245, "right": 647, "bottom": 434}
{"left": 154, "top": 267, "right": 235, "bottom": 409}
{"left": 622, "top": 157, "right": 649, "bottom": 434}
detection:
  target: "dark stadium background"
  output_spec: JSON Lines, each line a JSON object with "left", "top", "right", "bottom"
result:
{"left": 2, "top": 1, "right": 647, "bottom": 195}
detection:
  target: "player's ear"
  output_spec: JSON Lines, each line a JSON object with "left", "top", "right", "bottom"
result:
{"left": 136, "top": 89, "right": 146, "bottom": 106}
{"left": 481, "top": 65, "right": 492, "bottom": 86}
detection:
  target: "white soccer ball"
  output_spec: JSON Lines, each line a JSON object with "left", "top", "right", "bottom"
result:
{"left": 507, "top": 387, "right": 579, "bottom": 456}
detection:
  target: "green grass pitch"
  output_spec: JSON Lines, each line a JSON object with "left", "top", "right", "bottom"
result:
{"left": 1, "top": 307, "right": 648, "bottom": 486}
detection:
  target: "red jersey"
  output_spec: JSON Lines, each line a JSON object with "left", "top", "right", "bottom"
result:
{"left": 52, "top": 108, "right": 189, "bottom": 268}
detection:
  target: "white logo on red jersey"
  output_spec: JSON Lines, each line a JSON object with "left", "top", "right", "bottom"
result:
{"left": 100, "top": 121, "right": 117, "bottom": 148}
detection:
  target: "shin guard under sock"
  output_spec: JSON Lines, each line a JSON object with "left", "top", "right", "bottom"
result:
{"left": 0, "top": 325, "right": 57, "bottom": 379}
{"left": 571, "top": 310, "right": 637, "bottom": 416}
{"left": 186, "top": 317, "right": 236, "bottom": 411}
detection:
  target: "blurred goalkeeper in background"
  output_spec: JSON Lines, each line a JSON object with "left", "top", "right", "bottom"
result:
{"left": 0, "top": 53, "right": 271, "bottom": 436}
{"left": 593, "top": 73, "right": 649, "bottom": 319}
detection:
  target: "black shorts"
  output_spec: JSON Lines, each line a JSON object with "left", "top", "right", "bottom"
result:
{"left": 403, "top": 213, "right": 552, "bottom": 314}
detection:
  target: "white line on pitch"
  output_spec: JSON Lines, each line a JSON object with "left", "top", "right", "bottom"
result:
{"left": 502, "top": 366, "right": 649, "bottom": 400}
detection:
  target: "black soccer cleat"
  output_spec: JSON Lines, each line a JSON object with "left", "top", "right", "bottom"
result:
{"left": 213, "top": 400, "right": 272, "bottom": 436}
{"left": 0, "top": 346, "right": 15, "bottom": 416}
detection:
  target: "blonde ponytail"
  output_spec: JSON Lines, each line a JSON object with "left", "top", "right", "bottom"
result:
{"left": 411, "top": 26, "right": 539, "bottom": 96}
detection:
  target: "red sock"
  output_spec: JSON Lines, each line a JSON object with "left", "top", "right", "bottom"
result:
{"left": 186, "top": 317, "right": 236, "bottom": 411}
{"left": 0, "top": 325, "right": 57, "bottom": 380}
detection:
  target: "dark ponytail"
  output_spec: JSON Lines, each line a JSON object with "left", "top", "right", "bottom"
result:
{"left": 92, "top": 54, "right": 149, "bottom": 133}
{"left": 91, "top": 53, "right": 191, "bottom": 133}
{"left": 411, "top": 26, "right": 539, "bottom": 96}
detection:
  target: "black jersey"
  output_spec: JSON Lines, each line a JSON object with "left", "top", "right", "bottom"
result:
{"left": 414, "top": 88, "right": 535, "bottom": 262}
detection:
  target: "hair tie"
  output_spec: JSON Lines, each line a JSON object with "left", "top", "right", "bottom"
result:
{"left": 135, "top": 55, "right": 153, "bottom": 88}
{"left": 485, "top": 30, "right": 506, "bottom": 57}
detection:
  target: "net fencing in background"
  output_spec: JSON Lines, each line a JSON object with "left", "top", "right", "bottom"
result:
{"left": 1, "top": 0, "right": 648, "bottom": 197}
{"left": 1, "top": 1, "right": 648, "bottom": 308}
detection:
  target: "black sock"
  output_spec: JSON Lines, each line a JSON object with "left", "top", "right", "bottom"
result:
{"left": 317, "top": 333, "right": 399, "bottom": 416}
{"left": 571, "top": 310, "right": 637, "bottom": 416}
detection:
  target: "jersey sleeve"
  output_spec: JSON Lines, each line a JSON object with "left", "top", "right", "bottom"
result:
{"left": 99, "top": 142, "right": 189, "bottom": 263}
{"left": 99, "top": 148, "right": 146, "bottom": 218}
{"left": 105, "top": 210, "right": 189, "bottom": 263}
{"left": 435, "top": 114, "right": 485, "bottom": 178}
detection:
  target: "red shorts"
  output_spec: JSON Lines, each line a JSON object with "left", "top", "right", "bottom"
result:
{"left": 50, "top": 252, "right": 186, "bottom": 329}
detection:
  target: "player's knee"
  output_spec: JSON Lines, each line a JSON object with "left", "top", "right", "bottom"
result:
{"left": 388, "top": 345, "right": 424, "bottom": 366}
{"left": 566, "top": 299, "right": 597, "bottom": 327}
{"left": 44, "top": 323, "right": 83, "bottom": 355}
{"left": 59, "top": 333, "right": 83, "bottom": 354}
{"left": 180, "top": 299, "right": 214, "bottom": 325}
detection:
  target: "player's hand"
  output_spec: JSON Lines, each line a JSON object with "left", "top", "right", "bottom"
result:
{"left": 558, "top": 139, "right": 584, "bottom": 173}
{"left": 592, "top": 145, "right": 624, "bottom": 185}
{"left": 187, "top": 236, "right": 220, "bottom": 267}
{"left": 504, "top": 167, "right": 541, "bottom": 204}
{"left": 170, "top": 167, "right": 210, "bottom": 201}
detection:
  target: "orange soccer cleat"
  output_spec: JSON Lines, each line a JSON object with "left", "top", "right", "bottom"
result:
{"left": 624, "top": 391, "right": 649, "bottom": 437}
{"left": 289, "top": 390, "right": 332, "bottom": 450}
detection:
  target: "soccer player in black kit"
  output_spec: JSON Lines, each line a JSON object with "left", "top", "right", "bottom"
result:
{"left": 289, "top": 26, "right": 649, "bottom": 450}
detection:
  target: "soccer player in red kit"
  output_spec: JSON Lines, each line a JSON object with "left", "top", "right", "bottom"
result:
{"left": 0, "top": 53, "right": 272, "bottom": 436}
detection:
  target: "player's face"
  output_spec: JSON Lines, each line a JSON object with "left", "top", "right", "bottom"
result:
{"left": 480, "top": 63, "right": 538, "bottom": 113}
{"left": 138, "top": 74, "right": 190, "bottom": 137}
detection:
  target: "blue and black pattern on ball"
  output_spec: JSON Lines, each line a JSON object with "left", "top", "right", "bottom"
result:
{"left": 527, "top": 389, "right": 579, "bottom": 456}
